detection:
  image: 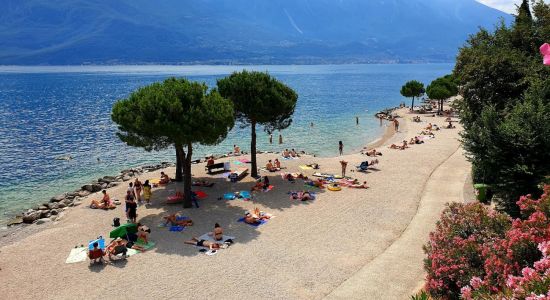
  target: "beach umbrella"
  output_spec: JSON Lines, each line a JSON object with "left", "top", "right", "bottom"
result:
{"left": 109, "top": 223, "right": 138, "bottom": 239}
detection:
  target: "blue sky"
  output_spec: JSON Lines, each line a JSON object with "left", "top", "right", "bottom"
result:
{"left": 477, "top": 0, "right": 548, "bottom": 13}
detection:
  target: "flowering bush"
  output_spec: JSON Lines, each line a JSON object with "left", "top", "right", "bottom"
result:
{"left": 424, "top": 185, "right": 550, "bottom": 299}
{"left": 423, "top": 202, "right": 511, "bottom": 298}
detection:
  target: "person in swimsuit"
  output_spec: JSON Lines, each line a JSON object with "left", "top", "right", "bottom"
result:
{"left": 301, "top": 191, "right": 314, "bottom": 201}
{"left": 142, "top": 180, "right": 152, "bottom": 204}
{"left": 263, "top": 176, "right": 270, "bottom": 190}
{"left": 209, "top": 223, "right": 223, "bottom": 241}
{"left": 127, "top": 196, "right": 137, "bottom": 223}
{"left": 274, "top": 158, "right": 281, "bottom": 169}
{"left": 134, "top": 178, "right": 142, "bottom": 203}
{"left": 163, "top": 214, "right": 194, "bottom": 226}
{"left": 340, "top": 160, "right": 348, "bottom": 177}
{"left": 184, "top": 237, "right": 222, "bottom": 250}
{"left": 266, "top": 160, "right": 276, "bottom": 172}
{"left": 338, "top": 141, "right": 344, "bottom": 155}
{"left": 233, "top": 144, "right": 240, "bottom": 155}
{"left": 160, "top": 172, "right": 171, "bottom": 184}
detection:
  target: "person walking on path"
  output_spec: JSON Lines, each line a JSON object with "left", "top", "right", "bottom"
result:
{"left": 393, "top": 119, "right": 399, "bottom": 132}
{"left": 340, "top": 160, "right": 348, "bottom": 177}
{"left": 339, "top": 141, "right": 344, "bottom": 155}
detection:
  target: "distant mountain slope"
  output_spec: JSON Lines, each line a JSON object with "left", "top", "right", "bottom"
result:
{"left": 0, "top": 0, "right": 511, "bottom": 64}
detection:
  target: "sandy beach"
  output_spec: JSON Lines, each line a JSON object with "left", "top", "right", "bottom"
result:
{"left": 0, "top": 108, "right": 470, "bottom": 299}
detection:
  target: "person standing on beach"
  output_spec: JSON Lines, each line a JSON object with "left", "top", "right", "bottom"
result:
{"left": 143, "top": 180, "right": 152, "bottom": 205}
{"left": 356, "top": 116, "right": 359, "bottom": 125}
{"left": 338, "top": 141, "right": 344, "bottom": 155}
{"left": 340, "top": 160, "right": 348, "bottom": 177}
{"left": 269, "top": 134, "right": 273, "bottom": 144}
{"left": 127, "top": 182, "right": 136, "bottom": 200}
{"left": 134, "top": 178, "right": 142, "bottom": 204}
{"left": 279, "top": 134, "right": 283, "bottom": 144}
{"left": 126, "top": 195, "right": 137, "bottom": 223}
{"left": 393, "top": 119, "right": 399, "bottom": 132}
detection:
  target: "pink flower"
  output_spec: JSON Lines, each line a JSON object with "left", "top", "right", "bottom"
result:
{"left": 470, "top": 276, "right": 483, "bottom": 289}
{"left": 461, "top": 286, "right": 473, "bottom": 299}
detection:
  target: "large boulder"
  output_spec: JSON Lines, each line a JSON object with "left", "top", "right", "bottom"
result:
{"left": 48, "top": 202, "right": 59, "bottom": 210}
{"left": 78, "top": 190, "right": 91, "bottom": 197}
{"left": 39, "top": 210, "right": 51, "bottom": 219}
{"left": 82, "top": 184, "right": 94, "bottom": 192}
{"left": 50, "top": 193, "right": 66, "bottom": 202}
{"left": 107, "top": 182, "right": 119, "bottom": 188}
{"left": 57, "top": 203, "right": 66, "bottom": 209}
{"left": 22, "top": 211, "right": 41, "bottom": 224}
{"left": 99, "top": 176, "right": 117, "bottom": 183}
{"left": 36, "top": 218, "right": 51, "bottom": 225}
{"left": 122, "top": 175, "right": 131, "bottom": 181}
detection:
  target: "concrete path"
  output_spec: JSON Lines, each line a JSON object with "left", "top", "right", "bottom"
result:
{"left": 325, "top": 147, "right": 470, "bottom": 300}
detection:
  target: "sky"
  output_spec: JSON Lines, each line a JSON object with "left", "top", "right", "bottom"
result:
{"left": 477, "top": 0, "right": 548, "bottom": 13}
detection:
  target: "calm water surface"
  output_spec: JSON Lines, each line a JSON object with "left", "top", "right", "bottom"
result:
{"left": 0, "top": 64, "right": 453, "bottom": 224}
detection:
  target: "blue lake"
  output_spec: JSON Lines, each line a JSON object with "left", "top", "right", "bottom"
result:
{"left": 0, "top": 64, "right": 453, "bottom": 224}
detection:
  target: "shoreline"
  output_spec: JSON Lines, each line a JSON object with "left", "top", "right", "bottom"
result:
{"left": 0, "top": 110, "right": 399, "bottom": 245}
{"left": 0, "top": 106, "right": 468, "bottom": 299}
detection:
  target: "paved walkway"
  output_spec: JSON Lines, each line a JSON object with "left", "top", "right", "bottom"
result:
{"left": 325, "top": 147, "right": 470, "bottom": 300}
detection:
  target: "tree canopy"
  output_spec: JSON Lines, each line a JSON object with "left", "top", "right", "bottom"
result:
{"left": 217, "top": 70, "right": 298, "bottom": 178}
{"left": 112, "top": 77, "right": 234, "bottom": 207}
{"left": 400, "top": 80, "right": 425, "bottom": 111}
{"left": 454, "top": 0, "right": 550, "bottom": 215}
{"left": 426, "top": 75, "right": 458, "bottom": 114}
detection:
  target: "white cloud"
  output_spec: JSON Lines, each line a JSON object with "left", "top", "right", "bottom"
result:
{"left": 477, "top": 0, "right": 548, "bottom": 14}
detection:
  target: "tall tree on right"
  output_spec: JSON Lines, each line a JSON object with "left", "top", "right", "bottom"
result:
{"left": 400, "top": 80, "right": 425, "bottom": 111}
{"left": 217, "top": 70, "right": 298, "bottom": 178}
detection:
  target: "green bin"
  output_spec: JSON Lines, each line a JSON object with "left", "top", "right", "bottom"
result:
{"left": 473, "top": 183, "right": 489, "bottom": 202}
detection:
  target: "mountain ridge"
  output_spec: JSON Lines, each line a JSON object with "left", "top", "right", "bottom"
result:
{"left": 0, "top": 0, "right": 512, "bottom": 64}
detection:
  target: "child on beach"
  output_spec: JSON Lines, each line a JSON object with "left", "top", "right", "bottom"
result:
{"left": 143, "top": 180, "right": 152, "bottom": 204}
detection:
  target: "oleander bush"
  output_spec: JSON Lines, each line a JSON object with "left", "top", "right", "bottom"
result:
{"left": 424, "top": 185, "right": 550, "bottom": 299}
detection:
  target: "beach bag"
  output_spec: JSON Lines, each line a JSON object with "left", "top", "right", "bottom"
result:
{"left": 113, "top": 217, "right": 120, "bottom": 227}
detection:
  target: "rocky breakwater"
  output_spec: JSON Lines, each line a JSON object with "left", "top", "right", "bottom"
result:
{"left": 6, "top": 162, "right": 175, "bottom": 227}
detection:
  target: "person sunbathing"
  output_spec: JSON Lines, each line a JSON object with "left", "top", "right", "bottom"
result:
{"left": 306, "top": 163, "right": 320, "bottom": 169}
{"left": 208, "top": 223, "right": 224, "bottom": 241}
{"left": 206, "top": 156, "right": 215, "bottom": 166}
{"left": 265, "top": 160, "right": 277, "bottom": 172}
{"left": 106, "top": 238, "right": 128, "bottom": 259}
{"left": 251, "top": 181, "right": 264, "bottom": 192}
{"left": 290, "top": 149, "right": 298, "bottom": 157}
{"left": 282, "top": 149, "right": 291, "bottom": 158}
{"left": 160, "top": 172, "right": 171, "bottom": 184}
{"left": 137, "top": 224, "right": 151, "bottom": 244}
{"left": 415, "top": 136, "right": 424, "bottom": 144}
{"left": 274, "top": 158, "right": 281, "bottom": 169}
{"left": 365, "top": 149, "right": 382, "bottom": 156}
{"left": 163, "top": 214, "right": 193, "bottom": 226}
{"left": 409, "top": 137, "right": 415, "bottom": 145}
{"left": 350, "top": 181, "right": 369, "bottom": 188}
{"left": 184, "top": 237, "right": 222, "bottom": 250}
{"left": 446, "top": 121, "right": 456, "bottom": 129}
{"left": 425, "top": 123, "right": 433, "bottom": 130}
{"left": 301, "top": 191, "right": 314, "bottom": 201}
{"left": 243, "top": 208, "right": 270, "bottom": 224}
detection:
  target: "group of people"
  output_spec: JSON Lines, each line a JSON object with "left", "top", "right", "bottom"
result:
{"left": 251, "top": 176, "right": 271, "bottom": 191}
{"left": 265, "top": 159, "right": 282, "bottom": 172}
{"left": 282, "top": 148, "right": 299, "bottom": 158}
{"left": 88, "top": 223, "right": 151, "bottom": 264}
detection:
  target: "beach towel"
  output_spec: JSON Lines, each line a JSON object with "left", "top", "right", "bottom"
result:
{"left": 237, "top": 217, "right": 267, "bottom": 227}
{"left": 194, "top": 191, "right": 208, "bottom": 199}
{"left": 233, "top": 161, "right": 243, "bottom": 165}
{"left": 299, "top": 165, "right": 313, "bottom": 170}
{"left": 170, "top": 225, "right": 185, "bottom": 232}
{"left": 223, "top": 193, "right": 237, "bottom": 200}
{"left": 65, "top": 247, "right": 88, "bottom": 264}
{"left": 135, "top": 241, "right": 156, "bottom": 250}
{"left": 238, "top": 158, "right": 251, "bottom": 163}
{"left": 88, "top": 238, "right": 105, "bottom": 250}
{"left": 263, "top": 185, "right": 274, "bottom": 192}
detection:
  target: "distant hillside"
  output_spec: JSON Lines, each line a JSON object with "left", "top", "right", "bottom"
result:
{"left": 0, "top": 0, "right": 512, "bottom": 64}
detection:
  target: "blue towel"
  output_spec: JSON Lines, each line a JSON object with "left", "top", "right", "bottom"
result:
{"left": 223, "top": 193, "right": 236, "bottom": 200}
{"left": 169, "top": 225, "right": 185, "bottom": 232}
{"left": 238, "top": 191, "right": 251, "bottom": 198}
{"left": 175, "top": 216, "right": 188, "bottom": 221}
{"left": 88, "top": 238, "right": 105, "bottom": 250}
{"left": 237, "top": 217, "right": 267, "bottom": 227}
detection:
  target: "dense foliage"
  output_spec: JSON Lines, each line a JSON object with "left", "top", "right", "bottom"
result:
{"left": 112, "top": 78, "right": 234, "bottom": 207}
{"left": 455, "top": 0, "right": 550, "bottom": 214}
{"left": 400, "top": 80, "right": 425, "bottom": 111}
{"left": 424, "top": 185, "right": 550, "bottom": 299}
{"left": 217, "top": 71, "right": 298, "bottom": 178}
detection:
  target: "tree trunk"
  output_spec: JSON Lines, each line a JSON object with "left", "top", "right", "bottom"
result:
{"left": 183, "top": 143, "right": 193, "bottom": 208}
{"left": 175, "top": 144, "right": 184, "bottom": 182}
{"left": 411, "top": 96, "right": 415, "bottom": 111}
{"left": 250, "top": 120, "right": 258, "bottom": 178}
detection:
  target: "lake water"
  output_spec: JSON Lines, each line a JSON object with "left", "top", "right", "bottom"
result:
{"left": 0, "top": 64, "right": 453, "bottom": 224}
